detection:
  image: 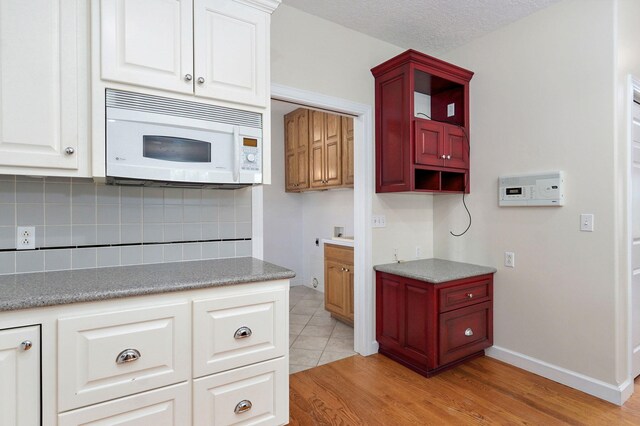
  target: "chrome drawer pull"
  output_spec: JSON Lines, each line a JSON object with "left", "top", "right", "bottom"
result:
{"left": 21, "top": 340, "right": 32, "bottom": 351}
{"left": 116, "top": 348, "right": 141, "bottom": 364}
{"left": 466, "top": 293, "right": 474, "bottom": 299}
{"left": 464, "top": 328, "right": 474, "bottom": 337}
{"left": 234, "top": 399, "right": 252, "bottom": 414}
{"left": 234, "top": 326, "right": 252, "bottom": 339}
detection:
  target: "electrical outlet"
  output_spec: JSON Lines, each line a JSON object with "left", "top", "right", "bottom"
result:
{"left": 504, "top": 251, "right": 515, "bottom": 268}
{"left": 372, "top": 215, "right": 386, "bottom": 228}
{"left": 17, "top": 226, "right": 35, "bottom": 250}
{"left": 447, "top": 103, "right": 455, "bottom": 117}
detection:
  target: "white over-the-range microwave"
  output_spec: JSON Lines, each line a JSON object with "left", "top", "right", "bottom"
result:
{"left": 105, "top": 89, "right": 262, "bottom": 188}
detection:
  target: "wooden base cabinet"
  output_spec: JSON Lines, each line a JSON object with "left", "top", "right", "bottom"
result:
{"left": 376, "top": 271, "right": 493, "bottom": 377}
{"left": 324, "top": 244, "right": 354, "bottom": 325}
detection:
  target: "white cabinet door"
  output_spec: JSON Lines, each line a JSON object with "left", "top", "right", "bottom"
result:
{"left": 0, "top": 0, "right": 88, "bottom": 174}
{"left": 0, "top": 326, "right": 40, "bottom": 426}
{"left": 193, "top": 357, "right": 288, "bottom": 426}
{"left": 58, "top": 382, "right": 190, "bottom": 425}
{"left": 194, "top": 0, "right": 268, "bottom": 107}
{"left": 100, "top": 0, "right": 194, "bottom": 94}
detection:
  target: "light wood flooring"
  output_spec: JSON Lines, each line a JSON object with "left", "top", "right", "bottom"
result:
{"left": 289, "top": 354, "right": 640, "bottom": 425}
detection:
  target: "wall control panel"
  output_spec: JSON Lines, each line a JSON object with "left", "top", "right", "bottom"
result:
{"left": 499, "top": 171, "right": 565, "bottom": 206}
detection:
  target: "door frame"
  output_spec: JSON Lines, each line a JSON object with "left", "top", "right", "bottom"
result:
{"left": 627, "top": 75, "right": 640, "bottom": 387}
{"left": 269, "top": 83, "right": 377, "bottom": 355}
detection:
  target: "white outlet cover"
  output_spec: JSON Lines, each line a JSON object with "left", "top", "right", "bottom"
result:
{"left": 17, "top": 226, "right": 35, "bottom": 250}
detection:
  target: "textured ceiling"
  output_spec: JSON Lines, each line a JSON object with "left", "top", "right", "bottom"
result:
{"left": 282, "top": 0, "right": 561, "bottom": 54}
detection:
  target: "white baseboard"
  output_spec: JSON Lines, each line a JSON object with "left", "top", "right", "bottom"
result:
{"left": 486, "top": 346, "right": 634, "bottom": 405}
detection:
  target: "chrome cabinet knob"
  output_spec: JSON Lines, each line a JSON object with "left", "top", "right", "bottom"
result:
{"left": 184, "top": 74, "right": 193, "bottom": 81}
{"left": 65, "top": 147, "right": 75, "bottom": 155}
{"left": 234, "top": 399, "right": 252, "bottom": 414}
{"left": 464, "top": 328, "right": 474, "bottom": 336}
{"left": 197, "top": 77, "right": 205, "bottom": 84}
{"left": 116, "top": 348, "right": 141, "bottom": 364}
{"left": 466, "top": 293, "right": 474, "bottom": 299}
{"left": 441, "top": 154, "right": 446, "bottom": 159}
{"left": 446, "top": 155, "right": 451, "bottom": 160}
{"left": 21, "top": 340, "right": 32, "bottom": 351}
{"left": 234, "top": 326, "right": 252, "bottom": 339}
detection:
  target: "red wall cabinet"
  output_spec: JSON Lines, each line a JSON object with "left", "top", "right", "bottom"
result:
{"left": 375, "top": 271, "right": 493, "bottom": 377}
{"left": 371, "top": 50, "right": 474, "bottom": 193}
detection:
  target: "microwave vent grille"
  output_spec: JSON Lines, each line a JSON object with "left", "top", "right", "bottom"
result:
{"left": 106, "top": 89, "right": 262, "bottom": 128}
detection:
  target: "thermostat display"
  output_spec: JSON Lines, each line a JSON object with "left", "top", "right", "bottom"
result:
{"left": 499, "top": 172, "right": 565, "bottom": 207}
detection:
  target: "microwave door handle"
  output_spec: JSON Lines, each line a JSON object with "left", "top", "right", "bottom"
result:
{"left": 233, "top": 126, "right": 240, "bottom": 182}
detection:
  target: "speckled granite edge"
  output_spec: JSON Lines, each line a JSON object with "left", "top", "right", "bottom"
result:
{"left": 0, "top": 257, "right": 295, "bottom": 312}
{"left": 373, "top": 258, "right": 496, "bottom": 284}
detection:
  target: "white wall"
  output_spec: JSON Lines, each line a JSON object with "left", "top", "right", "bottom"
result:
{"left": 271, "top": 4, "right": 435, "bottom": 270}
{"left": 434, "top": 0, "right": 618, "bottom": 384}
{"left": 262, "top": 103, "right": 304, "bottom": 286}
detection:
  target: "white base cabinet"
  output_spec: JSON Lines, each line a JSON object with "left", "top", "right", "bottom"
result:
{"left": 0, "top": 279, "right": 289, "bottom": 426}
{"left": 0, "top": 326, "right": 40, "bottom": 426}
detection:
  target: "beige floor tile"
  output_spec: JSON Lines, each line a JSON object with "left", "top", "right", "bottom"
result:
{"left": 295, "top": 299, "right": 323, "bottom": 309}
{"left": 290, "top": 305, "right": 319, "bottom": 315}
{"left": 303, "top": 291, "right": 325, "bottom": 301}
{"left": 289, "top": 333, "right": 299, "bottom": 347}
{"left": 312, "top": 309, "right": 332, "bottom": 318}
{"left": 300, "top": 325, "right": 334, "bottom": 338}
{"left": 289, "top": 348, "right": 322, "bottom": 366}
{"left": 289, "top": 364, "right": 313, "bottom": 374}
{"left": 290, "top": 313, "right": 312, "bottom": 325}
{"left": 289, "top": 323, "right": 305, "bottom": 335}
{"left": 325, "top": 337, "right": 354, "bottom": 352}
{"left": 318, "top": 351, "right": 356, "bottom": 366}
{"left": 292, "top": 335, "right": 329, "bottom": 351}
{"left": 307, "top": 316, "right": 337, "bottom": 327}
{"left": 331, "top": 326, "right": 354, "bottom": 339}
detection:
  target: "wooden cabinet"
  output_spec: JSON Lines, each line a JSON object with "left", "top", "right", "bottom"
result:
{"left": 324, "top": 244, "right": 354, "bottom": 325}
{"left": 0, "top": 0, "right": 90, "bottom": 177}
{"left": 0, "top": 326, "right": 40, "bottom": 426}
{"left": 371, "top": 49, "right": 473, "bottom": 193}
{"left": 285, "top": 108, "right": 353, "bottom": 192}
{"left": 376, "top": 271, "right": 493, "bottom": 376}
{"left": 285, "top": 109, "right": 310, "bottom": 191}
{"left": 99, "top": 0, "right": 275, "bottom": 108}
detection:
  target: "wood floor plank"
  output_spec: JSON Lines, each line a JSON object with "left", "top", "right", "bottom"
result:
{"left": 289, "top": 354, "right": 640, "bottom": 425}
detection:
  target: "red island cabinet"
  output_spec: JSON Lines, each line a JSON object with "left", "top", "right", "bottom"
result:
{"left": 375, "top": 266, "right": 494, "bottom": 377}
{"left": 371, "top": 49, "right": 474, "bottom": 193}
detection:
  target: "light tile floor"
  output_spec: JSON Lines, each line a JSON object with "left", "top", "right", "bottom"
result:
{"left": 289, "top": 285, "right": 355, "bottom": 374}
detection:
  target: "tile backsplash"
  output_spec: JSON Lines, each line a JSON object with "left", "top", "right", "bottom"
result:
{"left": 0, "top": 175, "right": 252, "bottom": 275}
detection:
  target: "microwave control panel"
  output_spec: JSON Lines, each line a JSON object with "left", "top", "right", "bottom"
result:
{"left": 241, "top": 137, "right": 261, "bottom": 171}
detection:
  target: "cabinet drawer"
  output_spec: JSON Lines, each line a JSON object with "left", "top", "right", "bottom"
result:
{"left": 58, "top": 382, "right": 190, "bottom": 425}
{"left": 193, "top": 288, "right": 287, "bottom": 377}
{"left": 193, "top": 357, "right": 288, "bottom": 426}
{"left": 324, "top": 243, "right": 354, "bottom": 265}
{"left": 58, "top": 302, "right": 190, "bottom": 411}
{"left": 438, "top": 278, "right": 491, "bottom": 313}
{"left": 439, "top": 301, "right": 492, "bottom": 365}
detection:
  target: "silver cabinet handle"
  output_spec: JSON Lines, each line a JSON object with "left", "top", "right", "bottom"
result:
{"left": 464, "top": 328, "right": 474, "bottom": 336}
{"left": 65, "top": 147, "right": 75, "bottom": 155}
{"left": 197, "top": 77, "right": 205, "bottom": 84}
{"left": 184, "top": 74, "right": 193, "bottom": 81}
{"left": 21, "top": 340, "right": 32, "bottom": 351}
{"left": 234, "top": 399, "right": 252, "bottom": 414}
{"left": 446, "top": 154, "right": 451, "bottom": 160}
{"left": 234, "top": 326, "right": 252, "bottom": 339}
{"left": 466, "top": 293, "right": 474, "bottom": 299}
{"left": 116, "top": 348, "right": 141, "bottom": 364}
{"left": 441, "top": 154, "right": 446, "bottom": 159}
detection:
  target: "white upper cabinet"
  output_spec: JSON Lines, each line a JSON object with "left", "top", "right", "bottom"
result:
{"left": 0, "top": 0, "right": 89, "bottom": 176}
{"left": 100, "top": 0, "right": 194, "bottom": 94}
{"left": 194, "top": 0, "right": 267, "bottom": 107}
{"left": 99, "top": 0, "right": 277, "bottom": 108}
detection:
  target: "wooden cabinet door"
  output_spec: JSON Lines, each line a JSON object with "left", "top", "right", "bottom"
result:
{"left": 100, "top": 0, "right": 194, "bottom": 94}
{"left": 414, "top": 120, "right": 444, "bottom": 167}
{"left": 342, "top": 116, "right": 355, "bottom": 186}
{"left": 0, "top": 0, "right": 89, "bottom": 174}
{"left": 443, "top": 125, "right": 468, "bottom": 169}
{"left": 0, "top": 326, "right": 40, "bottom": 426}
{"left": 325, "top": 260, "right": 346, "bottom": 315}
{"left": 324, "top": 113, "right": 342, "bottom": 187}
{"left": 194, "top": 0, "right": 268, "bottom": 107}
{"left": 309, "top": 110, "right": 326, "bottom": 188}
{"left": 285, "top": 109, "right": 309, "bottom": 191}
{"left": 345, "top": 267, "right": 355, "bottom": 323}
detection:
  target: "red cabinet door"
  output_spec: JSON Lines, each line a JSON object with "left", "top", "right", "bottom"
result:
{"left": 443, "top": 125, "right": 468, "bottom": 169}
{"left": 414, "top": 119, "right": 443, "bottom": 167}
{"left": 439, "top": 301, "right": 492, "bottom": 365}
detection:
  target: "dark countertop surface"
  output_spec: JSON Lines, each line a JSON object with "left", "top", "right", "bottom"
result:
{"left": 374, "top": 258, "right": 496, "bottom": 283}
{"left": 0, "top": 257, "right": 295, "bottom": 312}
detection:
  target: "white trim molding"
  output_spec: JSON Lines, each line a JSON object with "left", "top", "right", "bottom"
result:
{"left": 270, "top": 83, "right": 377, "bottom": 356}
{"left": 487, "top": 346, "right": 634, "bottom": 405}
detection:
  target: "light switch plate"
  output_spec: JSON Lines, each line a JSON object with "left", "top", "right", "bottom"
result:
{"left": 447, "top": 103, "right": 455, "bottom": 117}
{"left": 580, "top": 214, "right": 594, "bottom": 232}
{"left": 372, "top": 215, "right": 386, "bottom": 228}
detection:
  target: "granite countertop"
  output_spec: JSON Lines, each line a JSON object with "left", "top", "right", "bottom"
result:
{"left": 0, "top": 257, "right": 295, "bottom": 312}
{"left": 374, "top": 258, "right": 496, "bottom": 284}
